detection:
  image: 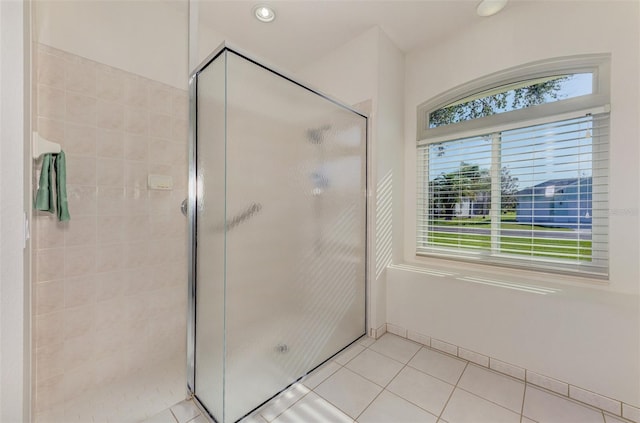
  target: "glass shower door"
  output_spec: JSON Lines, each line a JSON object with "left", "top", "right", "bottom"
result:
{"left": 191, "top": 46, "right": 367, "bottom": 423}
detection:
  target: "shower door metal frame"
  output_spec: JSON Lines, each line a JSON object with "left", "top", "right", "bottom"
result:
{"left": 186, "top": 41, "right": 369, "bottom": 421}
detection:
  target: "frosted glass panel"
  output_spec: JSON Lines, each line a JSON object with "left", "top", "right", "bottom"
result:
{"left": 192, "top": 48, "right": 366, "bottom": 423}
{"left": 194, "top": 51, "right": 226, "bottom": 419}
{"left": 224, "top": 51, "right": 365, "bottom": 421}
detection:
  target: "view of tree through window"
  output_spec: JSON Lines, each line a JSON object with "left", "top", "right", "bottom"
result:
{"left": 428, "top": 73, "right": 593, "bottom": 128}
{"left": 418, "top": 72, "right": 607, "bottom": 270}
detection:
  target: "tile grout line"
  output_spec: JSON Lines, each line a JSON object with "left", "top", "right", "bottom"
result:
{"left": 386, "top": 326, "right": 636, "bottom": 421}
{"left": 436, "top": 360, "right": 469, "bottom": 422}
{"left": 352, "top": 340, "right": 425, "bottom": 422}
{"left": 525, "top": 382, "right": 617, "bottom": 419}
{"left": 169, "top": 407, "right": 180, "bottom": 423}
{"left": 520, "top": 383, "right": 528, "bottom": 423}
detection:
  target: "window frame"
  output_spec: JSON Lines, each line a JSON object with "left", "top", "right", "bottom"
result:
{"left": 417, "top": 54, "right": 611, "bottom": 142}
{"left": 416, "top": 55, "right": 611, "bottom": 278}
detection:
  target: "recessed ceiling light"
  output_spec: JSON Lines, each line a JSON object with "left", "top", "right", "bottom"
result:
{"left": 253, "top": 5, "right": 275, "bottom": 23}
{"left": 476, "top": 0, "right": 508, "bottom": 17}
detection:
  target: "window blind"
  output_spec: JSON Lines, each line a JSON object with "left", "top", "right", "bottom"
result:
{"left": 417, "top": 113, "right": 609, "bottom": 277}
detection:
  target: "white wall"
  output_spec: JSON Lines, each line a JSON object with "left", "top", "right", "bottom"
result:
{"left": 297, "top": 26, "right": 405, "bottom": 334}
{"left": 35, "top": 0, "right": 188, "bottom": 89}
{"left": 393, "top": 0, "right": 640, "bottom": 406}
{"left": 296, "top": 27, "right": 379, "bottom": 106}
{"left": 0, "top": 1, "right": 29, "bottom": 421}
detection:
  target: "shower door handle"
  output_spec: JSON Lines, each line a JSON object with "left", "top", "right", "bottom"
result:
{"left": 181, "top": 199, "right": 188, "bottom": 217}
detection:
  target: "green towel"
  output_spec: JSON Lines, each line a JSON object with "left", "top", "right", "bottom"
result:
{"left": 35, "top": 154, "right": 55, "bottom": 213}
{"left": 55, "top": 151, "right": 70, "bottom": 222}
{"left": 35, "top": 151, "right": 70, "bottom": 221}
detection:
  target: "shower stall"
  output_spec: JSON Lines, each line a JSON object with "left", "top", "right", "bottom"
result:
{"left": 187, "top": 44, "right": 368, "bottom": 422}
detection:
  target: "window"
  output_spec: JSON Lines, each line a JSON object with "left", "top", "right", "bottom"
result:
{"left": 416, "top": 55, "right": 610, "bottom": 277}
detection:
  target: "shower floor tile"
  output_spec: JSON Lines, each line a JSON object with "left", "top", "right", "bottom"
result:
{"left": 155, "top": 334, "right": 610, "bottom": 423}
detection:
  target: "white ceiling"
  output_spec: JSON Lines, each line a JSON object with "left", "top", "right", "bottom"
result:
{"left": 196, "top": 0, "right": 515, "bottom": 71}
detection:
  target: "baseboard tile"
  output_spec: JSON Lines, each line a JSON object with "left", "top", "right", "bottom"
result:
{"left": 383, "top": 322, "right": 635, "bottom": 422}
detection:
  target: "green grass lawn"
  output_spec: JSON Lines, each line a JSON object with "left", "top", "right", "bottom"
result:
{"left": 427, "top": 231, "right": 592, "bottom": 261}
{"left": 431, "top": 213, "right": 572, "bottom": 232}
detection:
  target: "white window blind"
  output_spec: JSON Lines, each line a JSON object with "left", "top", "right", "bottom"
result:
{"left": 417, "top": 112, "right": 609, "bottom": 277}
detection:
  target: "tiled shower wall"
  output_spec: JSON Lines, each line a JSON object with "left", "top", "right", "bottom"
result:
{"left": 33, "top": 43, "right": 188, "bottom": 420}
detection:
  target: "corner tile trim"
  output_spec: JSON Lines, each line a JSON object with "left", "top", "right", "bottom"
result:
{"left": 384, "top": 322, "right": 637, "bottom": 422}
{"left": 370, "top": 323, "right": 387, "bottom": 339}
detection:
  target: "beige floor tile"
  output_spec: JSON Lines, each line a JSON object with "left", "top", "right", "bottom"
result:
{"left": 259, "top": 383, "right": 310, "bottom": 421}
{"left": 523, "top": 386, "right": 605, "bottom": 423}
{"left": 302, "top": 361, "right": 342, "bottom": 389}
{"left": 345, "top": 349, "right": 404, "bottom": 387}
{"left": 368, "top": 334, "right": 421, "bottom": 364}
{"left": 457, "top": 364, "right": 525, "bottom": 413}
{"left": 358, "top": 336, "right": 376, "bottom": 348}
{"left": 334, "top": 343, "right": 366, "bottom": 365}
{"left": 315, "top": 367, "right": 383, "bottom": 419}
{"left": 272, "top": 392, "right": 353, "bottom": 423}
{"left": 441, "top": 388, "right": 521, "bottom": 423}
{"left": 170, "top": 400, "right": 201, "bottom": 423}
{"left": 408, "top": 347, "right": 467, "bottom": 384}
{"left": 239, "top": 412, "right": 268, "bottom": 423}
{"left": 141, "top": 409, "right": 177, "bottom": 423}
{"left": 358, "top": 390, "right": 438, "bottom": 423}
{"left": 386, "top": 366, "right": 454, "bottom": 416}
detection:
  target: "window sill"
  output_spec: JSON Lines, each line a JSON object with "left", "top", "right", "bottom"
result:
{"left": 401, "top": 254, "right": 614, "bottom": 294}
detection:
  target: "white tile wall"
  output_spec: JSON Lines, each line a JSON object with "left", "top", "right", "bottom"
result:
{"left": 33, "top": 43, "right": 188, "bottom": 421}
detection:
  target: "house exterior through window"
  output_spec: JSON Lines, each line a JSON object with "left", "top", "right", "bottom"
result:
{"left": 416, "top": 55, "right": 610, "bottom": 278}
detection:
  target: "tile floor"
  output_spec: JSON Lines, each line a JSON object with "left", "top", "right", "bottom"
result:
{"left": 146, "top": 334, "right": 632, "bottom": 423}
